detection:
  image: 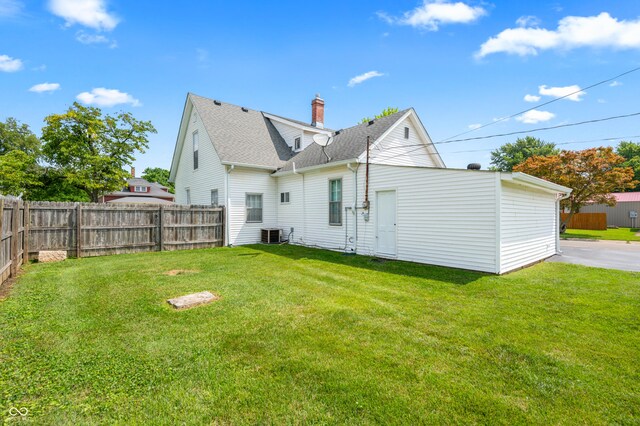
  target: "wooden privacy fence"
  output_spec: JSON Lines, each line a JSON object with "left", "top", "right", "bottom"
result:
{"left": 0, "top": 198, "right": 225, "bottom": 288}
{"left": 561, "top": 212, "right": 607, "bottom": 230}
{"left": 0, "top": 198, "right": 26, "bottom": 286}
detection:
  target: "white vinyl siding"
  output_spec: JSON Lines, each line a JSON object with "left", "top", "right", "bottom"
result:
{"left": 276, "top": 174, "right": 305, "bottom": 244}
{"left": 228, "top": 167, "right": 277, "bottom": 245}
{"left": 270, "top": 120, "right": 302, "bottom": 151}
{"left": 356, "top": 165, "right": 498, "bottom": 272}
{"left": 369, "top": 116, "right": 440, "bottom": 168}
{"left": 174, "top": 103, "right": 226, "bottom": 206}
{"left": 500, "top": 181, "right": 558, "bottom": 273}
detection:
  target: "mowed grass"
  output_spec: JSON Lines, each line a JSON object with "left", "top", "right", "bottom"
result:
{"left": 563, "top": 227, "right": 640, "bottom": 242}
{"left": 1, "top": 245, "right": 639, "bottom": 425}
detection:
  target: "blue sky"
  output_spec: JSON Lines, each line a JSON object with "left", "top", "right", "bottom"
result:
{"left": 1, "top": 0, "right": 639, "bottom": 171}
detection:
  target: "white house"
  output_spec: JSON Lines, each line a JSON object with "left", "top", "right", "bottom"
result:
{"left": 169, "top": 93, "right": 571, "bottom": 274}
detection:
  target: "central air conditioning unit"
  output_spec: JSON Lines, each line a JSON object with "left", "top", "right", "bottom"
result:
{"left": 261, "top": 228, "right": 281, "bottom": 244}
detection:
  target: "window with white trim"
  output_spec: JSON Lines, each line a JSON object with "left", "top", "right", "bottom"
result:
{"left": 185, "top": 188, "right": 191, "bottom": 205}
{"left": 193, "top": 131, "right": 199, "bottom": 170}
{"left": 133, "top": 186, "right": 147, "bottom": 193}
{"left": 329, "top": 179, "right": 342, "bottom": 226}
{"left": 246, "top": 193, "right": 263, "bottom": 223}
{"left": 280, "top": 192, "right": 290, "bottom": 203}
{"left": 294, "top": 137, "right": 301, "bottom": 151}
{"left": 211, "top": 189, "right": 218, "bottom": 206}
{"left": 404, "top": 126, "right": 409, "bottom": 139}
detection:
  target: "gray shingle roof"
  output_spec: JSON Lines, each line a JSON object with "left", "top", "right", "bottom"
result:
{"left": 190, "top": 94, "right": 294, "bottom": 169}
{"left": 266, "top": 112, "right": 335, "bottom": 132}
{"left": 278, "top": 109, "right": 410, "bottom": 172}
{"left": 108, "top": 178, "right": 174, "bottom": 198}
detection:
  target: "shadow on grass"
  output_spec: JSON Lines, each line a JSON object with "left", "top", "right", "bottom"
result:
{"left": 247, "top": 244, "right": 487, "bottom": 286}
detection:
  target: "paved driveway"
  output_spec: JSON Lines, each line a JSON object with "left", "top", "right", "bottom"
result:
{"left": 546, "top": 240, "right": 640, "bottom": 272}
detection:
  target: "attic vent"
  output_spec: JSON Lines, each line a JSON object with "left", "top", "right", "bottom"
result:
{"left": 241, "top": 107, "right": 249, "bottom": 112}
{"left": 467, "top": 163, "right": 481, "bottom": 170}
{"left": 335, "top": 129, "right": 342, "bottom": 135}
{"left": 368, "top": 120, "right": 374, "bottom": 126}
{"left": 213, "top": 100, "right": 221, "bottom": 106}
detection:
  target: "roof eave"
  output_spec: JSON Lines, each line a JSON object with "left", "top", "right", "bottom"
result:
{"left": 504, "top": 172, "right": 572, "bottom": 194}
{"left": 221, "top": 161, "right": 279, "bottom": 171}
{"left": 273, "top": 158, "right": 358, "bottom": 176}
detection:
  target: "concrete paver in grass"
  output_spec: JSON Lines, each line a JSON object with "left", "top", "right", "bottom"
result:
{"left": 167, "top": 291, "right": 219, "bottom": 310}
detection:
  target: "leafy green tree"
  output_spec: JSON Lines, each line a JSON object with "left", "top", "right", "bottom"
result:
{"left": 41, "top": 102, "right": 156, "bottom": 202}
{"left": 361, "top": 107, "right": 399, "bottom": 124}
{"left": 0, "top": 150, "right": 41, "bottom": 197}
{"left": 0, "top": 118, "right": 42, "bottom": 197}
{"left": 616, "top": 141, "right": 640, "bottom": 191}
{"left": 141, "top": 167, "right": 174, "bottom": 193}
{"left": 28, "top": 168, "right": 90, "bottom": 202}
{"left": 0, "top": 117, "right": 41, "bottom": 157}
{"left": 490, "top": 136, "right": 559, "bottom": 171}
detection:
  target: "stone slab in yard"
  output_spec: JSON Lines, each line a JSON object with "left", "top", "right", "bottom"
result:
{"left": 167, "top": 291, "right": 218, "bottom": 310}
{"left": 38, "top": 251, "right": 67, "bottom": 263}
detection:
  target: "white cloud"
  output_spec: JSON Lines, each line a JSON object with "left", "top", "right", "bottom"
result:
{"left": 476, "top": 12, "right": 640, "bottom": 58}
{"left": 0, "top": 54, "right": 22, "bottom": 72}
{"left": 348, "top": 71, "right": 384, "bottom": 87}
{"left": 516, "top": 109, "right": 555, "bottom": 124}
{"left": 76, "top": 31, "right": 117, "bottom": 47}
{"left": 516, "top": 15, "right": 540, "bottom": 28}
{"left": 76, "top": 88, "right": 140, "bottom": 107}
{"left": 597, "top": 99, "right": 607, "bottom": 104}
{"left": 538, "top": 84, "right": 585, "bottom": 101}
{"left": 467, "top": 123, "right": 482, "bottom": 130}
{"left": 0, "top": 0, "right": 22, "bottom": 16}
{"left": 48, "top": 0, "right": 118, "bottom": 31}
{"left": 523, "top": 94, "right": 541, "bottom": 102}
{"left": 379, "top": 0, "right": 486, "bottom": 31}
{"left": 609, "top": 80, "right": 622, "bottom": 87}
{"left": 29, "top": 82, "right": 60, "bottom": 93}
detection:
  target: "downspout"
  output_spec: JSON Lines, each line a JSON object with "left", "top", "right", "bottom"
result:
{"left": 347, "top": 163, "right": 358, "bottom": 253}
{"left": 363, "top": 135, "right": 371, "bottom": 210}
{"left": 225, "top": 164, "right": 235, "bottom": 246}
{"left": 556, "top": 191, "right": 571, "bottom": 254}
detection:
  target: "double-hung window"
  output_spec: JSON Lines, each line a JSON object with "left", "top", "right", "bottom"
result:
{"left": 211, "top": 189, "right": 219, "bottom": 206}
{"left": 246, "top": 193, "right": 263, "bottom": 223}
{"left": 329, "top": 179, "right": 342, "bottom": 226}
{"left": 294, "top": 137, "right": 301, "bottom": 151}
{"left": 193, "top": 131, "right": 199, "bottom": 170}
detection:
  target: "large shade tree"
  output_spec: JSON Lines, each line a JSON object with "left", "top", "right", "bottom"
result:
{"left": 42, "top": 102, "right": 156, "bottom": 202}
{"left": 490, "top": 136, "right": 559, "bottom": 171}
{"left": 514, "top": 147, "right": 637, "bottom": 227}
{"left": 616, "top": 141, "right": 640, "bottom": 191}
{"left": 0, "top": 118, "right": 42, "bottom": 197}
{"left": 141, "top": 167, "right": 174, "bottom": 193}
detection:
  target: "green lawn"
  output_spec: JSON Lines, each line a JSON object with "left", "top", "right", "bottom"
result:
{"left": 562, "top": 227, "right": 640, "bottom": 242}
{"left": 1, "top": 246, "right": 639, "bottom": 424}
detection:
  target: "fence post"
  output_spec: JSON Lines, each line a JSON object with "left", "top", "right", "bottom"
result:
{"left": 221, "top": 206, "right": 226, "bottom": 247}
{"left": 76, "top": 203, "right": 82, "bottom": 258}
{"left": 10, "top": 201, "right": 19, "bottom": 277}
{"left": 159, "top": 205, "right": 165, "bottom": 252}
{"left": 23, "top": 202, "right": 29, "bottom": 262}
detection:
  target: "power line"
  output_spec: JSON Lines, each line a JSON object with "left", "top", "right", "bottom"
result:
{"left": 371, "top": 134, "right": 640, "bottom": 162}
{"left": 437, "top": 112, "right": 640, "bottom": 144}
{"left": 436, "top": 65, "right": 640, "bottom": 143}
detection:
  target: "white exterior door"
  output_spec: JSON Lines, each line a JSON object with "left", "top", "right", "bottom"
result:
{"left": 376, "top": 190, "right": 397, "bottom": 256}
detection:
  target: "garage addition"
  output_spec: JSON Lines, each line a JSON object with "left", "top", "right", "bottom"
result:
{"left": 170, "top": 93, "right": 571, "bottom": 274}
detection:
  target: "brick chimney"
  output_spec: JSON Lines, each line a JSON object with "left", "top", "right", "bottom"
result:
{"left": 311, "top": 94, "right": 324, "bottom": 129}
{"left": 131, "top": 167, "right": 135, "bottom": 178}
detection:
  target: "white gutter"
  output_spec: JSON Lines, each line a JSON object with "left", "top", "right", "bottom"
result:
{"left": 224, "top": 164, "right": 234, "bottom": 246}
{"left": 504, "top": 172, "right": 572, "bottom": 194}
{"left": 347, "top": 163, "right": 359, "bottom": 253}
{"left": 273, "top": 158, "right": 358, "bottom": 177}
{"left": 221, "top": 161, "right": 277, "bottom": 171}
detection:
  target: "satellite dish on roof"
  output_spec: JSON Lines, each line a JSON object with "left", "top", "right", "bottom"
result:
{"left": 312, "top": 133, "right": 333, "bottom": 147}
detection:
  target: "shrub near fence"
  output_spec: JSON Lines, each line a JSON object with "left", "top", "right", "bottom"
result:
{"left": 561, "top": 213, "right": 607, "bottom": 231}
{"left": 0, "top": 197, "right": 225, "bottom": 288}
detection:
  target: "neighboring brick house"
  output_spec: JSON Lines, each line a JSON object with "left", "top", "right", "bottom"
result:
{"left": 100, "top": 169, "right": 175, "bottom": 204}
